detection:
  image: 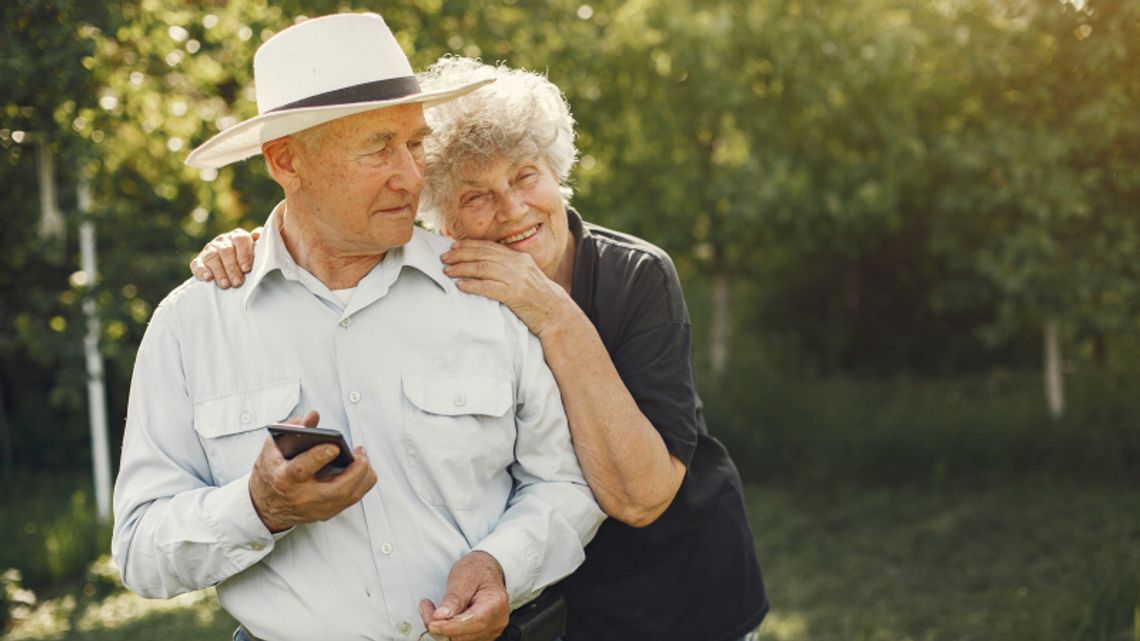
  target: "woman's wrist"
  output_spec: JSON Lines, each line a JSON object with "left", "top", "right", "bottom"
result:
{"left": 534, "top": 294, "right": 590, "bottom": 343}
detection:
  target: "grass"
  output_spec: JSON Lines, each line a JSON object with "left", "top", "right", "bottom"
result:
{"left": 0, "top": 473, "right": 111, "bottom": 589}
{"left": 750, "top": 484, "right": 1140, "bottom": 641}
{"left": 3, "top": 483, "right": 1138, "bottom": 641}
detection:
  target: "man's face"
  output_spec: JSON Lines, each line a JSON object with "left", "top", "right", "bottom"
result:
{"left": 441, "top": 155, "right": 570, "bottom": 281}
{"left": 290, "top": 103, "right": 431, "bottom": 256}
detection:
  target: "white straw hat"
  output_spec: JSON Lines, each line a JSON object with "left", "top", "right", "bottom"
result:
{"left": 186, "top": 13, "right": 491, "bottom": 169}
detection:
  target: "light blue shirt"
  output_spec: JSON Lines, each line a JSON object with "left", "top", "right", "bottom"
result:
{"left": 112, "top": 204, "right": 604, "bottom": 640}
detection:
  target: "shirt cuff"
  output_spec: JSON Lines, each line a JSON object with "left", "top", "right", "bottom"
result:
{"left": 473, "top": 529, "right": 538, "bottom": 608}
{"left": 202, "top": 473, "right": 277, "bottom": 563}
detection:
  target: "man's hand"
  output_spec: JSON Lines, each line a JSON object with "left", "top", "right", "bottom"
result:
{"left": 189, "top": 227, "right": 261, "bottom": 288}
{"left": 248, "top": 410, "right": 377, "bottom": 533}
{"left": 418, "top": 551, "right": 510, "bottom": 641}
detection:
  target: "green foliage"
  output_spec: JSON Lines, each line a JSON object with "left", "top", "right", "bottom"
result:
{"left": 0, "top": 474, "right": 111, "bottom": 589}
{"left": 1, "top": 568, "right": 37, "bottom": 636}
{"left": 706, "top": 369, "right": 1140, "bottom": 488}
{"left": 2, "top": 0, "right": 1139, "bottom": 469}
{"left": 3, "top": 556, "right": 235, "bottom": 640}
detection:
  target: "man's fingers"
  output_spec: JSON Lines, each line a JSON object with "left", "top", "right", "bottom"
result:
{"left": 419, "top": 599, "right": 436, "bottom": 629}
{"left": 429, "top": 599, "right": 505, "bottom": 641}
{"left": 433, "top": 584, "right": 473, "bottom": 621}
{"left": 335, "top": 448, "right": 377, "bottom": 500}
{"left": 284, "top": 443, "right": 342, "bottom": 482}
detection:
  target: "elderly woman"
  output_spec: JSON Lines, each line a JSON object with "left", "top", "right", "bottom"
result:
{"left": 191, "top": 58, "right": 768, "bottom": 641}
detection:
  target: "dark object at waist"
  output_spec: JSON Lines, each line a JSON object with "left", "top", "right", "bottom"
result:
{"left": 498, "top": 591, "right": 567, "bottom": 641}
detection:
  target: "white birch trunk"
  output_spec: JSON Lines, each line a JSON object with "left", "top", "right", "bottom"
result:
{"left": 1044, "top": 318, "right": 1065, "bottom": 419}
{"left": 710, "top": 273, "right": 731, "bottom": 382}
{"left": 79, "top": 175, "right": 112, "bottom": 522}
{"left": 37, "top": 140, "right": 65, "bottom": 263}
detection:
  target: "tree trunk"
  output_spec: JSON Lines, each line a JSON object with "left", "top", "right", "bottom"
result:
{"left": 1044, "top": 318, "right": 1064, "bottom": 419}
{"left": 710, "top": 272, "right": 731, "bottom": 383}
{"left": 0, "top": 383, "right": 12, "bottom": 478}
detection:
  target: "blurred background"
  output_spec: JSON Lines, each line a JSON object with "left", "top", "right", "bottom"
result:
{"left": 2, "top": 0, "right": 1138, "bottom": 639}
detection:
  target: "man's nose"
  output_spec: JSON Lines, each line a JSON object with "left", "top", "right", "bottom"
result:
{"left": 387, "top": 145, "right": 424, "bottom": 192}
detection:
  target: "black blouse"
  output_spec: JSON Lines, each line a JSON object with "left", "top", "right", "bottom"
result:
{"left": 550, "top": 209, "right": 768, "bottom": 641}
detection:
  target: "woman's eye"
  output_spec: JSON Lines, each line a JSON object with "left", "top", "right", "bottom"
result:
{"left": 461, "top": 193, "right": 487, "bottom": 207}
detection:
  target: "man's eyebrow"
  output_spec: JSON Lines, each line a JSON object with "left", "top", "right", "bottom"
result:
{"left": 362, "top": 126, "right": 432, "bottom": 148}
{"left": 362, "top": 132, "right": 394, "bottom": 148}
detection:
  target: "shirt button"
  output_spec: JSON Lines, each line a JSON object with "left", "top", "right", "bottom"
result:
{"left": 453, "top": 394, "right": 467, "bottom": 407}
{"left": 250, "top": 542, "right": 264, "bottom": 551}
{"left": 239, "top": 410, "right": 253, "bottom": 425}
{"left": 397, "top": 622, "right": 412, "bottom": 635}
{"left": 340, "top": 317, "right": 352, "bottom": 328}
{"left": 348, "top": 391, "right": 361, "bottom": 403}
{"left": 380, "top": 542, "right": 393, "bottom": 555}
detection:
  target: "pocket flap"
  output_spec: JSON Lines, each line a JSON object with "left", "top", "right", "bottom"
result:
{"left": 193, "top": 379, "right": 301, "bottom": 439}
{"left": 402, "top": 374, "right": 513, "bottom": 417}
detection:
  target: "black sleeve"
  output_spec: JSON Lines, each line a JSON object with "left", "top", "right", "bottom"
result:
{"left": 606, "top": 254, "right": 701, "bottom": 468}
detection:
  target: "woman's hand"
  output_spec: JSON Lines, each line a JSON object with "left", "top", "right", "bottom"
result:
{"left": 440, "top": 239, "right": 576, "bottom": 337}
{"left": 189, "top": 228, "right": 261, "bottom": 288}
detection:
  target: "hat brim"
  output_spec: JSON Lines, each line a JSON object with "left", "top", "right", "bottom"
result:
{"left": 185, "top": 77, "right": 492, "bottom": 169}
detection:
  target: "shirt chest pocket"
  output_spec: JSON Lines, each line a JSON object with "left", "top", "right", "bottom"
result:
{"left": 401, "top": 373, "right": 516, "bottom": 510}
{"left": 193, "top": 379, "right": 301, "bottom": 486}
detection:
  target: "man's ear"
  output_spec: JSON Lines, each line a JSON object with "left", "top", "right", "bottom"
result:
{"left": 263, "top": 137, "right": 301, "bottom": 189}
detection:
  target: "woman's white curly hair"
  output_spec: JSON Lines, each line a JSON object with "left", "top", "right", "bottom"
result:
{"left": 416, "top": 56, "right": 578, "bottom": 231}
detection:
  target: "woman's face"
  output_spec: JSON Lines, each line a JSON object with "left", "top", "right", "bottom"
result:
{"left": 440, "top": 155, "right": 571, "bottom": 281}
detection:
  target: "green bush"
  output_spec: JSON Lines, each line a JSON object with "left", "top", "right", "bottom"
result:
{"left": 706, "top": 370, "right": 1140, "bottom": 488}
{"left": 0, "top": 472, "right": 112, "bottom": 589}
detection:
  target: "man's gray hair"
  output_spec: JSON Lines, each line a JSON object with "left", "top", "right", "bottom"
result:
{"left": 417, "top": 57, "right": 578, "bottom": 231}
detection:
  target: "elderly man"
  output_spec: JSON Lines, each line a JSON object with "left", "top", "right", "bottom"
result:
{"left": 111, "top": 13, "right": 603, "bottom": 641}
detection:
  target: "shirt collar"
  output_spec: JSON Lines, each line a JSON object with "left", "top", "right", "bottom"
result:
{"left": 242, "top": 202, "right": 450, "bottom": 308}
{"left": 401, "top": 226, "right": 452, "bottom": 292}
{"left": 242, "top": 202, "right": 295, "bottom": 309}
{"left": 567, "top": 207, "right": 595, "bottom": 313}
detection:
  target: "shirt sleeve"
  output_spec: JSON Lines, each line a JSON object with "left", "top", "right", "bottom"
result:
{"left": 111, "top": 308, "right": 277, "bottom": 599}
{"left": 473, "top": 317, "right": 605, "bottom": 608}
{"left": 608, "top": 253, "right": 702, "bottom": 467}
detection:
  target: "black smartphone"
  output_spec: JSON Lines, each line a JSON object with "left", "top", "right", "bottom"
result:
{"left": 267, "top": 423, "right": 354, "bottom": 479}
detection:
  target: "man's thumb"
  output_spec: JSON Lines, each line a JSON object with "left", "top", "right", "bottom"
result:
{"left": 433, "top": 590, "right": 466, "bottom": 620}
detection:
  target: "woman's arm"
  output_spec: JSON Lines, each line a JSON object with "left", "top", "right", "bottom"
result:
{"left": 539, "top": 301, "right": 687, "bottom": 527}
{"left": 189, "top": 228, "right": 261, "bottom": 287}
{"left": 442, "top": 240, "right": 686, "bottom": 527}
